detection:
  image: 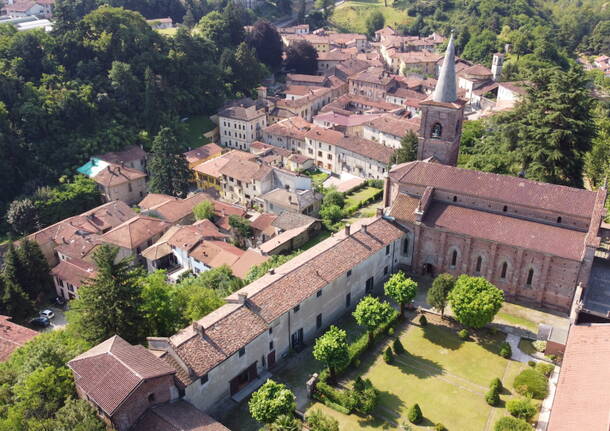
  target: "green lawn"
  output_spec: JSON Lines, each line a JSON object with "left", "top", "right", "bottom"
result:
{"left": 518, "top": 339, "right": 538, "bottom": 356}
{"left": 309, "top": 170, "right": 330, "bottom": 188}
{"left": 183, "top": 115, "right": 215, "bottom": 147}
{"left": 344, "top": 186, "right": 382, "bottom": 210}
{"left": 307, "top": 316, "right": 531, "bottom": 430}
{"left": 157, "top": 27, "right": 178, "bottom": 36}
{"left": 330, "top": 0, "right": 413, "bottom": 34}
{"left": 494, "top": 311, "right": 538, "bottom": 332}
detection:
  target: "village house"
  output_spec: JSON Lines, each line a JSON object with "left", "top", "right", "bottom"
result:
{"left": 51, "top": 257, "right": 96, "bottom": 300}
{"left": 95, "top": 145, "right": 148, "bottom": 173}
{"left": 317, "top": 50, "right": 354, "bottom": 74}
{"left": 282, "top": 33, "right": 330, "bottom": 53}
{"left": 385, "top": 86, "right": 427, "bottom": 114}
{"left": 139, "top": 192, "right": 215, "bottom": 225}
{"left": 218, "top": 98, "right": 267, "bottom": 151}
{"left": 3, "top": 0, "right": 54, "bottom": 18}
{"left": 313, "top": 111, "right": 384, "bottom": 137}
{"left": 146, "top": 17, "right": 173, "bottom": 29}
{"left": 193, "top": 150, "right": 256, "bottom": 191}
{"left": 100, "top": 215, "right": 172, "bottom": 262}
{"left": 67, "top": 335, "right": 229, "bottom": 431}
{"left": 262, "top": 116, "right": 313, "bottom": 152}
{"left": 348, "top": 67, "right": 397, "bottom": 101}
{"left": 320, "top": 93, "right": 403, "bottom": 116}
{"left": 363, "top": 115, "right": 421, "bottom": 149}
{"left": 258, "top": 214, "right": 322, "bottom": 255}
{"left": 184, "top": 143, "right": 223, "bottom": 171}
{"left": 0, "top": 315, "right": 38, "bottom": 362}
{"left": 277, "top": 24, "right": 309, "bottom": 35}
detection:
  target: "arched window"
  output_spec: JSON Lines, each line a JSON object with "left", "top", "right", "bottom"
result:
{"left": 500, "top": 262, "right": 508, "bottom": 279}
{"left": 557, "top": 216, "right": 562, "bottom": 224}
{"left": 476, "top": 256, "right": 482, "bottom": 273}
{"left": 431, "top": 123, "right": 442, "bottom": 138}
{"left": 451, "top": 250, "right": 458, "bottom": 267}
{"left": 526, "top": 269, "right": 534, "bottom": 286}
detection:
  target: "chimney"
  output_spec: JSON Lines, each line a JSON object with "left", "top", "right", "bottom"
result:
{"left": 362, "top": 223, "right": 368, "bottom": 234}
{"left": 376, "top": 207, "right": 383, "bottom": 217}
{"left": 237, "top": 292, "right": 248, "bottom": 304}
{"left": 344, "top": 224, "right": 351, "bottom": 236}
{"left": 257, "top": 86, "right": 267, "bottom": 101}
{"left": 269, "top": 268, "right": 275, "bottom": 275}
{"left": 192, "top": 321, "right": 204, "bottom": 337}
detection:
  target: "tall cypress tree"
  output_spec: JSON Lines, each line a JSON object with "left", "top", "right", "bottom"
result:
{"left": 17, "top": 239, "right": 53, "bottom": 302}
{"left": 148, "top": 127, "right": 192, "bottom": 198}
{"left": 0, "top": 275, "right": 35, "bottom": 323}
{"left": 67, "top": 245, "right": 145, "bottom": 344}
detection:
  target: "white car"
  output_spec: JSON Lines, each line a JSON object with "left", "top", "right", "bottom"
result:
{"left": 39, "top": 309, "right": 55, "bottom": 320}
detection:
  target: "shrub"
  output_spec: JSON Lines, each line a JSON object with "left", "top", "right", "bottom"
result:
{"left": 528, "top": 360, "right": 536, "bottom": 367}
{"left": 513, "top": 368, "right": 548, "bottom": 399}
{"left": 435, "top": 424, "right": 448, "bottom": 431}
{"left": 458, "top": 329, "right": 469, "bottom": 340}
{"left": 494, "top": 416, "right": 532, "bottom": 431}
{"left": 499, "top": 342, "right": 512, "bottom": 358}
{"left": 307, "top": 408, "right": 340, "bottom": 431}
{"left": 353, "top": 359, "right": 361, "bottom": 368}
{"left": 321, "top": 398, "right": 350, "bottom": 415}
{"left": 547, "top": 354, "right": 557, "bottom": 362}
{"left": 419, "top": 314, "right": 428, "bottom": 326}
{"left": 388, "top": 327, "right": 395, "bottom": 336}
{"left": 506, "top": 398, "right": 537, "bottom": 420}
{"left": 408, "top": 403, "right": 423, "bottom": 424}
{"left": 490, "top": 377, "right": 503, "bottom": 392}
{"left": 355, "top": 386, "right": 378, "bottom": 415}
{"left": 354, "top": 376, "right": 365, "bottom": 392}
{"left": 315, "top": 381, "right": 357, "bottom": 412}
{"left": 383, "top": 346, "right": 394, "bottom": 364}
{"left": 535, "top": 362, "right": 554, "bottom": 377}
{"left": 393, "top": 338, "right": 405, "bottom": 354}
{"left": 486, "top": 388, "right": 500, "bottom": 406}
{"left": 532, "top": 340, "right": 547, "bottom": 352}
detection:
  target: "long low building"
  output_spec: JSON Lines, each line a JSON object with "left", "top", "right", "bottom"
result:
{"left": 146, "top": 216, "right": 408, "bottom": 412}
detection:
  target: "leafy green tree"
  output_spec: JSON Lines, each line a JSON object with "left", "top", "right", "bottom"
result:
{"left": 249, "top": 20, "right": 283, "bottom": 71}
{"left": 197, "top": 11, "right": 231, "bottom": 48}
{"left": 244, "top": 252, "right": 297, "bottom": 283}
{"left": 314, "top": 0, "right": 334, "bottom": 20}
{"left": 322, "top": 189, "right": 344, "bottom": 208}
{"left": 249, "top": 380, "right": 296, "bottom": 424}
{"left": 193, "top": 200, "right": 215, "bottom": 220}
{"left": 148, "top": 127, "right": 192, "bottom": 198}
{"left": 222, "top": 2, "right": 247, "bottom": 46}
{"left": 68, "top": 245, "right": 145, "bottom": 344}
{"left": 313, "top": 325, "right": 349, "bottom": 381}
{"left": 270, "top": 414, "right": 301, "bottom": 431}
{"left": 229, "top": 215, "right": 253, "bottom": 248}
{"left": 585, "top": 110, "right": 610, "bottom": 188}
{"left": 383, "top": 272, "right": 417, "bottom": 315}
{"left": 366, "top": 10, "right": 385, "bottom": 37}
{"left": 12, "top": 365, "right": 74, "bottom": 420}
{"left": 462, "top": 29, "right": 498, "bottom": 65}
{"left": 448, "top": 275, "right": 504, "bottom": 329}
{"left": 297, "top": 0, "right": 306, "bottom": 23}
{"left": 306, "top": 408, "right": 339, "bottom": 431}
{"left": 588, "top": 20, "right": 610, "bottom": 55}
{"left": 494, "top": 416, "right": 531, "bottom": 431}
{"left": 0, "top": 275, "right": 34, "bottom": 323}
{"left": 352, "top": 296, "right": 394, "bottom": 344}
{"left": 285, "top": 40, "right": 318, "bottom": 74}
{"left": 6, "top": 198, "right": 39, "bottom": 236}
{"left": 390, "top": 131, "right": 418, "bottom": 165}
{"left": 231, "top": 42, "right": 268, "bottom": 97}
{"left": 407, "top": 403, "right": 422, "bottom": 424}
{"left": 51, "top": 398, "right": 106, "bottom": 431}
{"left": 426, "top": 273, "right": 455, "bottom": 319}
{"left": 140, "top": 271, "right": 183, "bottom": 336}
{"left": 319, "top": 204, "right": 343, "bottom": 228}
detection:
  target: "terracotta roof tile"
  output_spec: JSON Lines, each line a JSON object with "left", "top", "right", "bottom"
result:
{"left": 101, "top": 216, "right": 171, "bottom": 250}
{"left": 68, "top": 336, "right": 175, "bottom": 416}
{"left": 423, "top": 202, "right": 587, "bottom": 261}
{"left": 139, "top": 193, "right": 177, "bottom": 211}
{"left": 218, "top": 159, "right": 273, "bottom": 183}
{"left": 230, "top": 249, "right": 270, "bottom": 279}
{"left": 390, "top": 161, "right": 598, "bottom": 219}
{"left": 184, "top": 143, "right": 223, "bottom": 164}
{"left": 548, "top": 324, "right": 610, "bottom": 431}
{"left": 96, "top": 145, "right": 146, "bottom": 165}
{"left": 388, "top": 193, "right": 420, "bottom": 224}
{"left": 51, "top": 258, "right": 97, "bottom": 287}
{"left": 92, "top": 164, "right": 146, "bottom": 188}
{"left": 365, "top": 115, "right": 420, "bottom": 138}
{"left": 132, "top": 400, "right": 230, "bottom": 431}
{"left": 189, "top": 241, "right": 244, "bottom": 268}
{"left": 0, "top": 315, "right": 38, "bottom": 362}
{"left": 337, "top": 136, "right": 395, "bottom": 164}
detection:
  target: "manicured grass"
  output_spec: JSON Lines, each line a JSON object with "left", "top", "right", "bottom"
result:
{"left": 157, "top": 27, "right": 178, "bottom": 36}
{"left": 331, "top": 0, "right": 413, "bottom": 34}
{"left": 183, "top": 115, "right": 215, "bottom": 147}
{"left": 307, "top": 316, "right": 531, "bottom": 429}
{"left": 344, "top": 186, "right": 382, "bottom": 209}
{"left": 298, "top": 229, "right": 333, "bottom": 251}
{"left": 494, "top": 311, "right": 538, "bottom": 332}
{"left": 309, "top": 170, "right": 330, "bottom": 188}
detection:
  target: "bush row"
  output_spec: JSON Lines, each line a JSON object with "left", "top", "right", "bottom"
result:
{"left": 343, "top": 189, "right": 383, "bottom": 216}
{"left": 315, "top": 378, "right": 377, "bottom": 415}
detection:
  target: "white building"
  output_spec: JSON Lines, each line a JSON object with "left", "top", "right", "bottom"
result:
{"left": 218, "top": 99, "right": 267, "bottom": 151}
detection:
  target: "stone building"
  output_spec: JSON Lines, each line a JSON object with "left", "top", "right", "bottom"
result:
{"left": 384, "top": 160, "right": 607, "bottom": 313}
{"left": 218, "top": 98, "right": 267, "bottom": 151}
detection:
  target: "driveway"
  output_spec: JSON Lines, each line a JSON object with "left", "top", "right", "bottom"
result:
{"left": 42, "top": 306, "right": 67, "bottom": 332}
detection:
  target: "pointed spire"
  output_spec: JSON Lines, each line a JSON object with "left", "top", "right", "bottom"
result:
{"left": 432, "top": 31, "right": 457, "bottom": 103}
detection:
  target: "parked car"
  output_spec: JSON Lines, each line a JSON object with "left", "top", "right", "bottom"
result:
{"left": 30, "top": 317, "right": 50, "bottom": 328}
{"left": 39, "top": 309, "right": 55, "bottom": 320}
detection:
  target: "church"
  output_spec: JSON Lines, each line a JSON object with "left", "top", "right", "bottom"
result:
{"left": 385, "top": 34, "right": 609, "bottom": 315}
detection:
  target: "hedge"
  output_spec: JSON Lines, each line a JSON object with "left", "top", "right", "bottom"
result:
{"left": 342, "top": 189, "right": 383, "bottom": 217}
{"left": 513, "top": 368, "right": 548, "bottom": 399}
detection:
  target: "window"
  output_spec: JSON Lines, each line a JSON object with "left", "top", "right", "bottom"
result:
{"left": 316, "top": 313, "right": 322, "bottom": 329}
{"left": 317, "top": 290, "right": 322, "bottom": 297}
{"left": 431, "top": 123, "right": 442, "bottom": 138}
{"left": 365, "top": 277, "right": 374, "bottom": 293}
{"left": 475, "top": 256, "right": 482, "bottom": 273}
{"left": 386, "top": 245, "right": 390, "bottom": 255}
{"left": 450, "top": 250, "right": 458, "bottom": 267}
{"left": 268, "top": 327, "right": 273, "bottom": 335}
{"left": 200, "top": 374, "right": 208, "bottom": 385}
{"left": 557, "top": 216, "right": 562, "bottom": 224}
{"left": 293, "top": 304, "right": 300, "bottom": 313}
{"left": 346, "top": 293, "right": 351, "bottom": 307}
{"left": 238, "top": 347, "right": 245, "bottom": 357}
{"left": 148, "top": 393, "right": 156, "bottom": 403}
{"left": 503, "top": 205, "right": 508, "bottom": 212}
{"left": 526, "top": 269, "right": 534, "bottom": 286}
{"left": 384, "top": 266, "right": 388, "bottom": 275}
{"left": 500, "top": 262, "right": 508, "bottom": 279}
{"left": 347, "top": 270, "right": 352, "bottom": 277}
{"left": 453, "top": 196, "right": 457, "bottom": 202}
{"left": 269, "top": 341, "right": 274, "bottom": 350}
{"left": 403, "top": 237, "right": 409, "bottom": 255}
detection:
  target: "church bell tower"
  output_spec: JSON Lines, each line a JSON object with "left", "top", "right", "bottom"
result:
{"left": 417, "top": 33, "right": 465, "bottom": 166}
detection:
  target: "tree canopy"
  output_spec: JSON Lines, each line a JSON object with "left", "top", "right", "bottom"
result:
{"left": 353, "top": 296, "right": 395, "bottom": 343}
{"left": 448, "top": 275, "right": 504, "bottom": 328}
{"left": 383, "top": 272, "right": 417, "bottom": 315}
{"left": 285, "top": 40, "right": 318, "bottom": 75}
{"left": 313, "top": 325, "right": 349, "bottom": 381}
{"left": 249, "top": 380, "right": 296, "bottom": 424}
{"left": 426, "top": 273, "right": 455, "bottom": 318}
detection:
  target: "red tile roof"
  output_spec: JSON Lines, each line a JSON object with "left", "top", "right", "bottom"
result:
{"left": 548, "top": 324, "right": 610, "bottom": 431}
{"left": 0, "top": 315, "right": 38, "bottom": 362}
{"left": 96, "top": 145, "right": 146, "bottom": 165}
{"left": 132, "top": 400, "right": 230, "bottom": 431}
{"left": 184, "top": 143, "right": 223, "bottom": 164}
{"left": 51, "top": 258, "right": 96, "bottom": 288}
{"left": 92, "top": 164, "right": 146, "bottom": 188}
{"left": 365, "top": 115, "right": 420, "bottom": 138}
{"left": 218, "top": 159, "right": 273, "bottom": 183}
{"left": 337, "top": 136, "right": 395, "bottom": 164}
{"left": 68, "top": 336, "right": 175, "bottom": 416}
{"left": 101, "top": 216, "right": 171, "bottom": 250}
{"left": 422, "top": 202, "right": 587, "bottom": 261}
{"left": 390, "top": 161, "right": 598, "bottom": 219}
{"left": 189, "top": 240, "right": 245, "bottom": 268}
{"left": 230, "top": 249, "right": 270, "bottom": 279}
